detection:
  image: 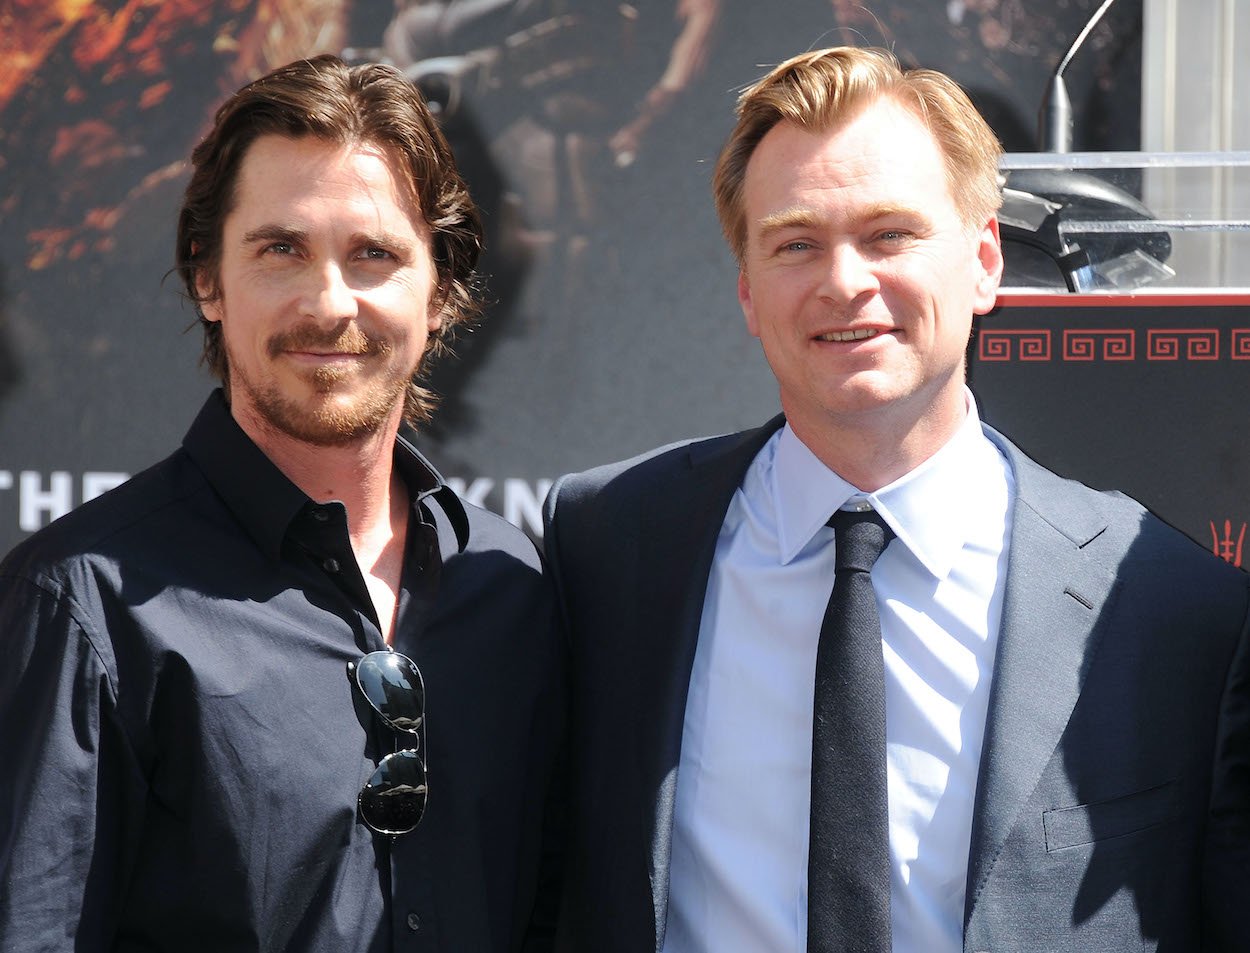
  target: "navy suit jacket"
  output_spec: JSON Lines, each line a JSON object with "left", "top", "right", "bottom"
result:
{"left": 542, "top": 417, "right": 1250, "bottom": 952}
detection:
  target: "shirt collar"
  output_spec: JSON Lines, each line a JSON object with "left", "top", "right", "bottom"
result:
{"left": 395, "top": 424, "right": 470, "bottom": 553}
{"left": 182, "top": 390, "right": 469, "bottom": 562}
{"left": 772, "top": 391, "right": 1002, "bottom": 579}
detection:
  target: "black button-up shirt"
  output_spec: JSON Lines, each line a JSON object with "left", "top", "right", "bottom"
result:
{"left": 0, "top": 391, "right": 564, "bottom": 952}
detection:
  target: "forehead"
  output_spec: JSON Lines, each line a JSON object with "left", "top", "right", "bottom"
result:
{"left": 228, "top": 134, "right": 425, "bottom": 231}
{"left": 742, "top": 100, "right": 955, "bottom": 223}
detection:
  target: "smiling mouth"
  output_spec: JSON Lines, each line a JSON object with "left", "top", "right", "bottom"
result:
{"left": 816, "top": 328, "right": 881, "bottom": 342}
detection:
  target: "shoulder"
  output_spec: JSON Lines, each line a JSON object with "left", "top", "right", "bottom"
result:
{"left": 989, "top": 427, "right": 1247, "bottom": 593}
{"left": 424, "top": 486, "right": 547, "bottom": 594}
{"left": 0, "top": 450, "right": 204, "bottom": 703}
{"left": 547, "top": 419, "right": 782, "bottom": 521}
{"left": 424, "top": 497, "right": 560, "bottom": 667}
{"left": 549, "top": 438, "right": 704, "bottom": 504}
{"left": 0, "top": 448, "right": 207, "bottom": 600}
{"left": 456, "top": 498, "right": 544, "bottom": 571}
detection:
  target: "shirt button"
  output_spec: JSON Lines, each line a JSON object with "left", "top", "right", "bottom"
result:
{"left": 323, "top": 557, "right": 340, "bottom": 573}
{"left": 311, "top": 508, "right": 329, "bottom": 522}
{"left": 406, "top": 912, "right": 421, "bottom": 932}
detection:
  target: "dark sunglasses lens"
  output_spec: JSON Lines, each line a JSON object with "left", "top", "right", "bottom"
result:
{"left": 360, "top": 749, "right": 428, "bottom": 835}
{"left": 355, "top": 651, "right": 424, "bottom": 733}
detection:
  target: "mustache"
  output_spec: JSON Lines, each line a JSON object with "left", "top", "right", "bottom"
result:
{"left": 267, "top": 324, "right": 392, "bottom": 358}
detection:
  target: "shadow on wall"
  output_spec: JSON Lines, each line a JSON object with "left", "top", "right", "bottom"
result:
{"left": 0, "top": 266, "right": 21, "bottom": 408}
{"left": 419, "top": 97, "right": 530, "bottom": 447}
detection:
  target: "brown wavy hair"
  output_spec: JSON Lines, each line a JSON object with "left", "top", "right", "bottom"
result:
{"left": 175, "top": 54, "right": 483, "bottom": 426}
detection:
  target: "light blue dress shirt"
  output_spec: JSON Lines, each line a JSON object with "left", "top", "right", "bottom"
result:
{"left": 662, "top": 395, "right": 1014, "bottom": 953}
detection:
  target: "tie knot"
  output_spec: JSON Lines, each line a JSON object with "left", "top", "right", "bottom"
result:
{"left": 828, "top": 508, "right": 894, "bottom": 574}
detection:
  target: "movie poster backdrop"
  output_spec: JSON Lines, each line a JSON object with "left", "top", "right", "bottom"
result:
{"left": 12, "top": 2, "right": 1238, "bottom": 567}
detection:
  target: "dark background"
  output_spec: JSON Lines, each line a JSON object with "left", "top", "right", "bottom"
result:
{"left": 970, "top": 298, "right": 1250, "bottom": 566}
{"left": 12, "top": 1, "right": 1233, "bottom": 560}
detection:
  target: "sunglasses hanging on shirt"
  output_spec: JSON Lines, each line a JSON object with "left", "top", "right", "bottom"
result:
{"left": 349, "top": 649, "right": 428, "bottom": 836}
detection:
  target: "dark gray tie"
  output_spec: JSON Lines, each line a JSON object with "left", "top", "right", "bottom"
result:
{"left": 808, "top": 508, "right": 894, "bottom": 953}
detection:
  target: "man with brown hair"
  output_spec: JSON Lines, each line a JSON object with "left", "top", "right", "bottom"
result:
{"left": 544, "top": 46, "right": 1250, "bottom": 952}
{"left": 0, "top": 55, "right": 562, "bottom": 951}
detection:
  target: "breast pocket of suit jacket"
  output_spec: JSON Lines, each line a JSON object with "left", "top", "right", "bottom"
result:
{"left": 1042, "top": 780, "right": 1179, "bottom": 852}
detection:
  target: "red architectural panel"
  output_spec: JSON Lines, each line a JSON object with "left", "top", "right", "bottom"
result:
{"left": 1062, "top": 329, "right": 1136, "bottom": 362}
{"left": 978, "top": 330, "right": 1052, "bottom": 362}
{"left": 1146, "top": 329, "right": 1220, "bottom": 361}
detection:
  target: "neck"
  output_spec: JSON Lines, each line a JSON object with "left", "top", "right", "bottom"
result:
{"left": 233, "top": 404, "right": 407, "bottom": 547}
{"left": 788, "top": 393, "right": 969, "bottom": 492}
{"left": 237, "top": 406, "right": 412, "bottom": 643}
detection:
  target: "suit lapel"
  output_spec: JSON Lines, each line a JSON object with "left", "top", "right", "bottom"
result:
{"left": 634, "top": 417, "right": 785, "bottom": 950}
{"left": 964, "top": 430, "right": 1121, "bottom": 931}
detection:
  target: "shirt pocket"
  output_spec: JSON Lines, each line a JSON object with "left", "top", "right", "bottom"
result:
{"left": 1042, "top": 780, "right": 1178, "bottom": 852}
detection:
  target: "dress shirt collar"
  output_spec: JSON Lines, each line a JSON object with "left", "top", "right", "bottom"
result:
{"left": 182, "top": 389, "right": 469, "bottom": 562}
{"left": 773, "top": 390, "right": 1001, "bottom": 580}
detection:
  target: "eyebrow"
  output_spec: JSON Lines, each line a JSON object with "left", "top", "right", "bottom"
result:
{"left": 241, "top": 224, "right": 308, "bottom": 247}
{"left": 240, "top": 224, "right": 418, "bottom": 257}
{"left": 756, "top": 207, "right": 822, "bottom": 239}
{"left": 755, "top": 202, "right": 927, "bottom": 240}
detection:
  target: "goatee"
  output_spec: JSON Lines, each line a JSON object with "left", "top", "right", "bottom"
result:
{"left": 236, "top": 323, "right": 415, "bottom": 447}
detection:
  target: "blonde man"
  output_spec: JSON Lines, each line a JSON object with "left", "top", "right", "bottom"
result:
{"left": 544, "top": 47, "right": 1249, "bottom": 953}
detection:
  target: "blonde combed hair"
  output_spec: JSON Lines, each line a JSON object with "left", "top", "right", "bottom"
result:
{"left": 713, "top": 47, "right": 1003, "bottom": 262}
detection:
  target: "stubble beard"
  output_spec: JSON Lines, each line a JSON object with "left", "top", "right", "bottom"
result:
{"left": 232, "top": 323, "right": 416, "bottom": 448}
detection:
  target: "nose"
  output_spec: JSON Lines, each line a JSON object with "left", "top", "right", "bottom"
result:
{"left": 819, "top": 242, "right": 879, "bottom": 307}
{"left": 299, "top": 261, "right": 358, "bottom": 325}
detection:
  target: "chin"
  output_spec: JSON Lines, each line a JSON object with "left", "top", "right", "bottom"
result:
{"left": 252, "top": 386, "right": 400, "bottom": 447}
{"left": 813, "top": 381, "right": 906, "bottom": 416}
